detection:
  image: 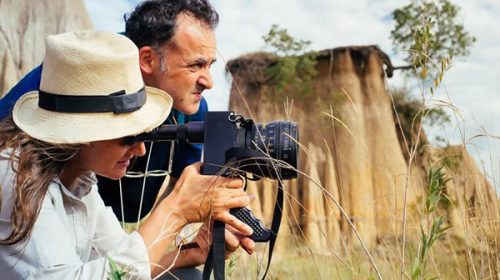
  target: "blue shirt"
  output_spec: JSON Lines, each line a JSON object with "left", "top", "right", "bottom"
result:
{"left": 0, "top": 64, "right": 207, "bottom": 222}
{"left": 0, "top": 65, "right": 43, "bottom": 119}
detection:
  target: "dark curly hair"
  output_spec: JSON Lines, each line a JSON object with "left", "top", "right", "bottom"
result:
{"left": 125, "top": 0, "right": 219, "bottom": 49}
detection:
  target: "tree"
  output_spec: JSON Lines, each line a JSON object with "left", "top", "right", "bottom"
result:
{"left": 390, "top": 0, "right": 475, "bottom": 77}
{"left": 262, "top": 24, "right": 317, "bottom": 98}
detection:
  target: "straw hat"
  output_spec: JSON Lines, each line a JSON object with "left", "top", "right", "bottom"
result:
{"left": 13, "top": 30, "right": 172, "bottom": 144}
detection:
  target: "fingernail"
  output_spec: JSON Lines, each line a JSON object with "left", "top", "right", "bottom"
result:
{"left": 249, "top": 194, "right": 256, "bottom": 201}
{"left": 243, "top": 246, "right": 253, "bottom": 255}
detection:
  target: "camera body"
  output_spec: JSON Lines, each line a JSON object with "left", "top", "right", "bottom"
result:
{"left": 132, "top": 111, "right": 299, "bottom": 241}
{"left": 202, "top": 111, "right": 241, "bottom": 175}
{"left": 135, "top": 111, "right": 298, "bottom": 180}
{"left": 201, "top": 111, "right": 298, "bottom": 179}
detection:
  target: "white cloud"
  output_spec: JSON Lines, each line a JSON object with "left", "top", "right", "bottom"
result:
{"left": 84, "top": 0, "right": 136, "bottom": 32}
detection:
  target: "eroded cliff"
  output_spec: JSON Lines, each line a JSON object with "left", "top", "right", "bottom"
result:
{"left": 227, "top": 46, "right": 499, "bottom": 252}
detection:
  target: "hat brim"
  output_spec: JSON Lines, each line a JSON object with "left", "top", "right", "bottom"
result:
{"left": 13, "top": 86, "right": 172, "bottom": 144}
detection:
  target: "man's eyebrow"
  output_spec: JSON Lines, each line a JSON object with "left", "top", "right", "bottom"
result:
{"left": 192, "top": 57, "right": 216, "bottom": 65}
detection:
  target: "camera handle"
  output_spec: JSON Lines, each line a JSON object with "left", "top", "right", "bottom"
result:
{"left": 203, "top": 148, "right": 284, "bottom": 280}
{"left": 229, "top": 207, "right": 272, "bottom": 242}
{"left": 202, "top": 170, "right": 284, "bottom": 280}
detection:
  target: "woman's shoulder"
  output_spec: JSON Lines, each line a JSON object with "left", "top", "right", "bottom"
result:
{"left": 0, "top": 147, "right": 16, "bottom": 159}
{"left": 0, "top": 149, "right": 19, "bottom": 220}
{"left": 0, "top": 148, "right": 16, "bottom": 191}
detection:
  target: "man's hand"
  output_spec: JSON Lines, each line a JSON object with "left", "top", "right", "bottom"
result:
{"left": 224, "top": 224, "right": 255, "bottom": 257}
{"left": 167, "top": 162, "right": 254, "bottom": 236}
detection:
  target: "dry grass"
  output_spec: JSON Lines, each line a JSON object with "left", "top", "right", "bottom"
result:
{"left": 217, "top": 34, "right": 500, "bottom": 280}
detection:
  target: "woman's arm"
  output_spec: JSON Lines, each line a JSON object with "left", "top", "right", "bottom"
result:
{"left": 138, "top": 162, "right": 254, "bottom": 278}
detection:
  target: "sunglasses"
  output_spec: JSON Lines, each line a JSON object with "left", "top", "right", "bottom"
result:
{"left": 120, "top": 135, "right": 141, "bottom": 146}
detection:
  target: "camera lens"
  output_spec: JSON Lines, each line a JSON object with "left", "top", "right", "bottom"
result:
{"left": 251, "top": 121, "right": 299, "bottom": 179}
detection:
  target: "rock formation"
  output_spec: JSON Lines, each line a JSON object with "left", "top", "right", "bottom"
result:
{"left": 0, "top": 0, "right": 93, "bottom": 95}
{"left": 227, "top": 46, "right": 499, "bottom": 252}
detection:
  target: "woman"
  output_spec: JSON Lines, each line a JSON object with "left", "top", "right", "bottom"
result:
{"left": 0, "top": 30, "right": 253, "bottom": 279}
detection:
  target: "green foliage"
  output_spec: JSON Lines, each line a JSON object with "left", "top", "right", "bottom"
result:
{"left": 263, "top": 24, "right": 311, "bottom": 56}
{"left": 391, "top": 0, "right": 475, "bottom": 78}
{"left": 107, "top": 257, "right": 126, "bottom": 280}
{"left": 412, "top": 216, "right": 451, "bottom": 280}
{"left": 425, "top": 167, "right": 452, "bottom": 214}
{"left": 411, "top": 167, "right": 452, "bottom": 280}
{"left": 262, "top": 24, "right": 318, "bottom": 98}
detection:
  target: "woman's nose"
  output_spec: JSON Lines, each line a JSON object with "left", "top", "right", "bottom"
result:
{"left": 131, "top": 142, "right": 146, "bottom": 156}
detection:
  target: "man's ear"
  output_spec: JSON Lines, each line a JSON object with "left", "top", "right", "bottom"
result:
{"left": 138, "top": 46, "right": 156, "bottom": 75}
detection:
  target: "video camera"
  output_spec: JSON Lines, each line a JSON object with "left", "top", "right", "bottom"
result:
{"left": 130, "top": 111, "right": 299, "bottom": 241}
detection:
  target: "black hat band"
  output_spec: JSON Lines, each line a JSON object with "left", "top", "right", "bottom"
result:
{"left": 38, "top": 87, "right": 146, "bottom": 114}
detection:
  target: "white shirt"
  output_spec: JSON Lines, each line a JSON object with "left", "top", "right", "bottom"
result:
{"left": 0, "top": 150, "right": 151, "bottom": 279}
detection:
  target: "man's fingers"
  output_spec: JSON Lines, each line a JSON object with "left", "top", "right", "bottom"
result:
{"left": 224, "top": 229, "right": 240, "bottom": 254}
{"left": 239, "top": 236, "right": 255, "bottom": 255}
{"left": 217, "top": 212, "right": 253, "bottom": 236}
{"left": 220, "top": 176, "right": 245, "bottom": 189}
{"left": 226, "top": 224, "right": 255, "bottom": 255}
{"left": 223, "top": 194, "right": 255, "bottom": 208}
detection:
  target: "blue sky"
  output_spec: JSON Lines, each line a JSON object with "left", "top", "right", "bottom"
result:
{"left": 84, "top": 0, "right": 500, "bottom": 187}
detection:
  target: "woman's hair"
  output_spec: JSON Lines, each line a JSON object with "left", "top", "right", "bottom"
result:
{"left": 0, "top": 116, "right": 82, "bottom": 245}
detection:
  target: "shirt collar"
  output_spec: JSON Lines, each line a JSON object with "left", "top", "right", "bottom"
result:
{"left": 54, "top": 172, "right": 97, "bottom": 199}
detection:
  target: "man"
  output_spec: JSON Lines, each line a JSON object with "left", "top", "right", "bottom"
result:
{"left": 0, "top": 0, "right": 254, "bottom": 279}
{"left": 100, "top": 0, "right": 219, "bottom": 223}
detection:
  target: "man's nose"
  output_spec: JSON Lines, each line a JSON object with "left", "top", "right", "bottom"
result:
{"left": 198, "top": 69, "right": 213, "bottom": 90}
